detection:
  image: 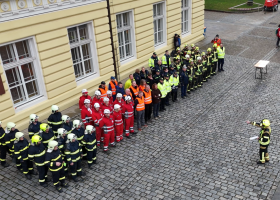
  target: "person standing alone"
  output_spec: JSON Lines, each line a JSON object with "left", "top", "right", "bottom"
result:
{"left": 217, "top": 44, "right": 225, "bottom": 72}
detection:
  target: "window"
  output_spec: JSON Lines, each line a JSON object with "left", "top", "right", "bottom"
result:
{"left": 68, "top": 23, "right": 95, "bottom": 80}
{"left": 0, "top": 39, "right": 44, "bottom": 106}
{"left": 181, "top": 0, "right": 191, "bottom": 35}
{"left": 153, "top": 2, "right": 166, "bottom": 47}
{"left": 116, "top": 12, "right": 134, "bottom": 62}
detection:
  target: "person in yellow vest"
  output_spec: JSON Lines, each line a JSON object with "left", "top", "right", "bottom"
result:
{"left": 124, "top": 74, "right": 135, "bottom": 90}
{"left": 143, "top": 85, "right": 152, "bottom": 123}
{"left": 217, "top": 43, "right": 225, "bottom": 72}
{"left": 162, "top": 50, "right": 171, "bottom": 68}
{"left": 108, "top": 76, "right": 118, "bottom": 101}
{"left": 164, "top": 75, "right": 171, "bottom": 106}
{"left": 170, "top": 72, "right": 179, "bottom": 102}
{"left": 134, "top": 91, "right": 147, "bottom": 131}
{"left": 158, "top": 78, "right": 167, "bottom": 111}
{"left": 98, "top": 81, "right": 108, "bottom": 100}
{"left": 149, "top": 52, "right": 159, "bottom": 75}
{"left": 212, "top": 44, "right": 218, "bottom": 75}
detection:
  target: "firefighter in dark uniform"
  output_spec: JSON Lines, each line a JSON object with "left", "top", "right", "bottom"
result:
{"left": 206, "top": 48, "right": 213, "bottom": 79}
{"left": 183, "top": 54, "right": 190, "bottom": 68}
{"left": 190, "top": 44, "right": 196, "bottom": 59}
{"left": 65, "top": 133, "right": 86, "bottom": 182}
{"left": 57, "top": 128, "right": 68, "bottom": 176}
{"left": 28, "top": 135, "right": 48, "bottom": 187}
{"left": 173, "top": 57, "right": 182, "bottom": 72}
{"left": 194, "top": 47, "right": 201, "bottom": 61}
{"left": 28, "top": 114, "right": 42, "bottom": 140}
{"left": 0, "top": 121, "right": 9, "bottom": 167}
{"left": 40, "top": 123, "right": 56, "bottom": 149}
{"left": 247, "top": 119, "right": 271, "bottom": 164}
{"left": 212, "top": 44, "right": 218, "bottom": 75}
{"left": 146, "top": 73, "right": 154, "bottom": 88}
{"left": 190, "top": 59, "right": 198, "bottom": 90}
{"left": 45, "top": 140, "right": 69, "bottom": 193}
{"left": 201, "top": 52, "right": 208, "bottom": 82}
{"left": 14, "top": 132, "right": 36, "bottom": 180}
{"left": 71, "top": 120, "right": 86, "bottom": 158}
{"left": 187, "top": 59, "right": 194, "bottom": 93}
{"left": 82, "top": 125, "right": 97, "bottom": 169}
{"left": 195, "top": 57, "right": 203, "bottom": 87}
{"left": 48, "top": 105, "right": 63, "bottom": 137}
{"left": 61, "top": 115, "right": 73, "bottom": 134}
{"left": 153, "top": 69, "right": 161, "bottom": 84}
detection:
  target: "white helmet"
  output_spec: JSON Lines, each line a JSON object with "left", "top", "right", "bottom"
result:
{"left": 84, "top": 99, "right": 91, "bottom": 104}
{"left": 107, "top": 90, "right": 112, "bottom": 95}
{"left": 67, "top": 133, "right": 76, "bottom": 142}
{"left": 6, "top": 122, "right": 16, "bottom": 131}
{"left": 48, "top": 140, "right": 58, "bottom": 150}
{"left": 73, "top": 120, "right": 82, "bottom": 128}
{"left": 197, "top": 57, "right": 202, "bottom": 61}
{"left": 104, "top": 109, "right": 110, "bottom": 114}
{"left": 57, "top": 128, "right": 67, "bottom": 138}
{"left": 95, "top": 90, "right": 101, "bottom": 96}
{"left": 103, "top": 97, "right": 109, "bottom": 102}
{"left": 51, "top": 105, "right": 59, "bottom": 113}
{"left": 114, "top": 104, "right": 121, "bottom": 110}
{"left": 94, "top": 103, "right": 100, "bottom": 108}
{"left": 185, "top": 55, "right": 190, "bottom": 58}
{"left": 116, "top": 93, "right": 122, "bottom": 98}
{"left": 15, "top": 132, "right": 24, "bottom": 141}
{"left": 85, "top": 125, "right": 95, "bottom": 134}
{"left": 82, "top": 89, "right": 88, "bottom": 93}
{"left": 125, "top": 96, "right": 131, "bottom": 101}
{"left": 62, "top": 115, "right": 70, "bottom": 123}
{"left": 30, "top": 114, "right": 39, "bottom": 123}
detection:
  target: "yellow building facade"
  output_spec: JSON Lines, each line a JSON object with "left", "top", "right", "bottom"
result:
{"left": 0, "top": 0, "right": 204, "bottom": 130}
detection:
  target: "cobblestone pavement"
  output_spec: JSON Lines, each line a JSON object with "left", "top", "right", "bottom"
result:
{"left": 2, "top": 12, "right": 280, "bottom": 200}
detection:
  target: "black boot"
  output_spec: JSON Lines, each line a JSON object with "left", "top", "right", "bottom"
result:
{"left": 40, "top": 182, "right": 48, "bottom": 188}
{"left": 61, "top": 182, "right": 69, "bottom": 188}
{"left": 126, "top": 135, "right": 131, "bottom": 139}
{"left": 1, "top": 163, "right": 9, "bottom": 168}
{"left": 257, "top": 161, "right": 265, "bottom": 165}
{"left": 56, "top": 186, "right": 63, "bottom": 193}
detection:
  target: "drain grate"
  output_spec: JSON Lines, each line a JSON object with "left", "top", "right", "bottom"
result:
{"left": 269, "top": 22, "right": 277, "bottom": 25}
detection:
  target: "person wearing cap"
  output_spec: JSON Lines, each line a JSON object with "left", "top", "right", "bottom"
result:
{"left": 122, "top": 95, "right": 135, "bottom": 138}
{"left": 124, "top": 74, "right": 135, "bottom": 90}
{"left": 48, "top": 105, "right": 62, "bottom": 137}
{"left": 61, "top": 115, "right": 73, "bottom": 134}
{"left": 161, "top": 67, "right": 169, "bottom": 79}
{"left": 113, "top": 104, "right": 123, "bottom": 142}
{"left": 217, "top": 43, "right": 225, "bottom": 72}
{"left": 28, "top": 114, "right": 41, "bottom": 139}
{"left": 108, "top": 76, "right": 118, "bottom": 101}
{"left": 153, "top": 69, "right": 161, "bottom": 84}
{"left": 212, "top": 44, "right": 218, "bottom": 75}
{"left": 170, "top": 72, "right": 179, "bottom": 102}
{"left": 134, "top": 91, "right": 147, "bottom": 131}
{"left": 107, "top": 90, "right": 114, "bottom": 105}
{"left": 151, "top": 83, "right": 162, "bottom": 119}
{"left": 91, "top": 103, "right": 103, "bottom": 146}
{"left": 143, "top": 85, "right": 152, "bottom": 123}
{"left": 164, "top": 75, "right": 171, "bottom": 106}
{"left": 79, "top": 89, "right": 91, "bottom": 110}
{"left": 99, "top": 109, "right": 116, "bottom": 151}
{"left": 211, "top": 34, "right": 222, "bottom": 47}
{"left": 162, "top": 50, "right": 171, "bottom": 68}
{"left": 102, "top": 97, "right": 114, "bottom": 114}
{"left": 149, "top": 52, "right": 159, "bottom": 75}
{"left": 133, "top": 69, "right": 141, "bottom": 86}
{"left": 168, "top": 65, "right": 175, "bottom": 76}
{"left": 129, "top": 81, "right": 139, "bottom": 100}
{"left": 99, "top": 81, "right": 108, "bottom": 100}
{"left": 158, "top": 78, "right": 167, "bottom": 111}
{"left": 116, "top": 82, "right": 125, "bottom": 96}
{"left": 0, "top": 121, "right": 9, "bottom": 167}
{"left": 180, "top": 65, "right": 189, "bottom": 99}
{"left": 146, "top": 73, "right": 154, "bottom": 88}
{"left": 81, "top": 99, "right": 93, "bottom": 128}
{"left": 195, "top": 57, "right": 203, "bottom": 88}
{"left": 82, "top": 125, "right": 97, "bottom": 168}
{"left": 140, "top": 67, "right": 149, "bottom": 80}
{"left": 91, "top": 90, "right": 103, "bottom": 105}
{"left": 206, "top": 48, "right": 213, "bottom": 79}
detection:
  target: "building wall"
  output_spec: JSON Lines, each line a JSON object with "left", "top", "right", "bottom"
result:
{"left": 0, "top": 1, "right": 114, "bottom": 130}
{"left": 109, "top": 0, "right": 205, "bottom": 81}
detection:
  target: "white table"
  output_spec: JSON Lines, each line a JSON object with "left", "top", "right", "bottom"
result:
{"left": 254, "top": 60, "right": 269, "bottom": 79}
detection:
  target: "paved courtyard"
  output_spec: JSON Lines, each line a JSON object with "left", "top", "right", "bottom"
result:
{"left": 2, "top": 10, "right": 280, "bottom": 200}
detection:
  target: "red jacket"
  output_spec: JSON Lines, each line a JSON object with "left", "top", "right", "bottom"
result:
{"left": 91, "top": 97, "right": 103, "bottom": 107}
{"left": 91, "top": 108, "right": 103, "bottom": 127}
{"left": 108, "top": 96, "right": 114, "bottom": 106}
{"left": 101, "top": 104, "right": 114, "bottom": 114}
{"left": 79, "top": 95, "right": 91, "bottom": 110}
{"left": 81, "top": 106, "right": 93, "bottom": 125}
{"left": 113, "top": 111, "right": 123, "bottom": 126}
{"left": 122, "top": 102, "right": 134, "bottom": 118}
{"left": 99, "top": 115, "right": 114, "bottom": 134}
{"left": 113, "top": 99, "right": 125, "bottom": 110}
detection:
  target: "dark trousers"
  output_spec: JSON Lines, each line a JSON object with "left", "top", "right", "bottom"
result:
{"left": 277, "top": 37, "right": 280, "bottom": 47}
{"left": 218, "top": 59, "right": 224, "bottom": 71}
{"left": 160, "top": 98, "right": 166, "bottom": 110}
{"left": 144, "top": 103, "right": 152, "bottom": 122}
{"left": 259, "top": 146, "right": 269, "bottom": 163}
{"left": 113, "top": 95, "right": 116, "bottom": 101}
{"left": 52, "top": 167, "right": 66, "bottom": 187}
{"left": 187, "top": 80, "right": 193, "bottom": 91}
{"left": 0, "top": 145, "right": 7, "bottom": 166}
{"left": 62, "top": 155, "right": 68, "bottom": 174}
{"left": 212, "top": 62, "right": 217, "bottom": 74}
{"left": 37, "top": 165, "right": 48, "bottom": 185}
{"left": 152, "top": 103, "right": 160, "bottom": 118}
{"left": 21, "top": 159, "right": 34, "bottom": 174}
{"left": 181, "top": 83, "right": 187, "bottom": 97}
{"left": 69, "top": 159, "right": 82, "bottom": 180}
{"left": 171, "top": 89, "right": 178, "bottom": 101}
{"left": 197, "top": 75, "right": 202, "bottom": 86}
{"left": 165, "top": 93, "right": 170, "bottom": 105}
{"left": 87, "top": 149, "right": 97, "bottom": 166}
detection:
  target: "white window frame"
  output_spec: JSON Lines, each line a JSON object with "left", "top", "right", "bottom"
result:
{"left": 153, "top": 2, "right": 167, "bottom": 49}
{"left": 116, "top": 10, "right": 137, "bottom": 65}
{"left": 181, "top": 0, "right": 192, "bottom": 37}
{"left": 67, "top": 21, "right": 100, "bottom": 86}
{"left": 0, "top": 36, "right": 47, "bottom": 113}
